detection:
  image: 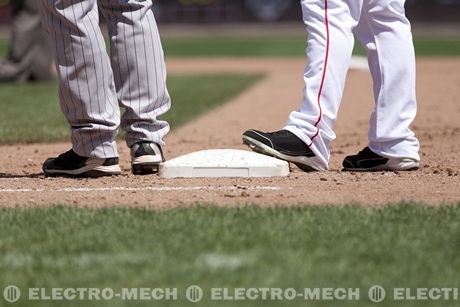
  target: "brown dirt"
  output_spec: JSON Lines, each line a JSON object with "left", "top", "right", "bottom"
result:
{"left": 0, "top": 57, "right": 459, "bottom": 207}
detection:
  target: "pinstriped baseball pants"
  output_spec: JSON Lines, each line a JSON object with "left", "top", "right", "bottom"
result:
{"left": 39, "top": 0, "right": 171, "bottom": 158}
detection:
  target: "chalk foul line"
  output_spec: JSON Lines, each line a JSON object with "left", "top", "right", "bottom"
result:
{"left": 0, "top": 186, "right": 287, "bottom": 193}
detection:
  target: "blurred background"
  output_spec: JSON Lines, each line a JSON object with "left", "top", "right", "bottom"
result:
{"left": 1, "top": 0, "right": 460, "bottom": 24}
{"left": 1, "top": 0, "right": 458, "bottom": 46}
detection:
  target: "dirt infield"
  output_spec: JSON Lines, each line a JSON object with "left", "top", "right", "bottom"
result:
{"left": 0, "top": 57, "right": 459, "bottom": 207}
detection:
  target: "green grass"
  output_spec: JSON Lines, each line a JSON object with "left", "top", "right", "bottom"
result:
{"left": 0, "top": 39, "right": 8, "bottom": 58}
{"left": 1, "top": 36, "right": 459, "bottom": 60}
{"left": 163, "top": 75, "right": 261, "bottom": 129}
{"left": 410, "top": 37, "right": 460, "bottom": 57}
{"left": 160, "top": 36, "right": 460, "bottom": 57}
{"left": 0, "top": 74, "right": 261, "bottom": 144}
{"left": 0, "top": 204, "right": 459, "bottom": 307}
{"left": 162, "top": 37, "right": 308, "bottom": 57}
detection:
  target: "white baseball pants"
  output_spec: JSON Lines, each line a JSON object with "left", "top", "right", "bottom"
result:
{"left": 284, "top": 0, "right": 420, "bottom": 169}
{"left": 39, "top": 0, "right": 170, "bottom": 158}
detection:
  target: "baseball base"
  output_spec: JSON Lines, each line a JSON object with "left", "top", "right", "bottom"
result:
{"left": 159, "top": 149, "right": 290, "bottom": 178}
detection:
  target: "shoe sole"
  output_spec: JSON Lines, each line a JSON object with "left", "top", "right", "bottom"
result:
{"left": 242, "top": 135, "right": 325, "bottom": 172}
{"left": 44, "top": 165, "right": 122, "bottom": 178}
{"left": 342, "top": 160, "right": 420, "bottom": 172}
{"left": 131, "top": 155, "right": 163, "bottom": 175}
{"left": 132, "top": 163, "right": 161, "bottom": 175}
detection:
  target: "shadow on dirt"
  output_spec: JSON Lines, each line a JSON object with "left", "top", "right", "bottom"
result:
{"left": 0, "top": 173, "right": 43, "bottom": 179}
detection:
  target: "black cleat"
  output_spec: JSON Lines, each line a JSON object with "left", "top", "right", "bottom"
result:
{"left": 131, "top": 142, "right": 165, "bottom": 175}
{"left": 242, "top": 129, "right": 325, "bottom": 171}
{"left": 43, "top": 150, "right": 121, "bottom": 178}
{"left": 342, "top": 147, "right": 419, "bottom": 172}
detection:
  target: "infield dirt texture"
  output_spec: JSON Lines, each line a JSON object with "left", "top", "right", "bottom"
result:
{"left": 0, "top": 56, "right": 458, "bottom": 207}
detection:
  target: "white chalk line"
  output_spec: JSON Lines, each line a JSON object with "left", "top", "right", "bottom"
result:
{"left": 0, "top": 186, "right": 286, "bottom": 193}
{"left": 350, "top": 56, "right": 370, "bottom": 71}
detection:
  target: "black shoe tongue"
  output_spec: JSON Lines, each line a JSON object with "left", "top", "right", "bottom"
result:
{"left": 362, "top": 147, "right": 380, "bottom": 158}
{"left": 56, "top": 150, "right": 86, "bottom": 167}
{"left": 270, "top": 130, "right": 290, "bottom": 137}
{"left": 58, "top": 150, "right": 75, "bottom": 160}
{"left": 135, "top": 143, "right": 153, "bottom": 156}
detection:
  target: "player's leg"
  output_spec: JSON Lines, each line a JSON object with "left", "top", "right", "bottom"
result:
{"left": 243, "top": 0, "right": 363, "bottom": 171}
{"left": 343, "top": 0, "right": 420, "bottom": 171}
{"left": 39, "top": 0, "right": 121, "bottom": 177}
{"left": 99, "top": 0, "right": 170, "bottom": 174}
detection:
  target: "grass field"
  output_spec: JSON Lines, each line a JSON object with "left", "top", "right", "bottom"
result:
{"left": 160, "top": 36, "right": 460, "bottom": 57}
{"left": 0, "top": 74, "right": 261, "bottom": 144}
{"left": 1, "top": 36, "right": 460, "bottom": 59}
{"left": 1, "top": 204, "right": 459, "bottom": 307}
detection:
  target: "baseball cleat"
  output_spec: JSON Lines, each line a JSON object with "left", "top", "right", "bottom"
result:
{"left": 42, "top": 150, "right": 121, "bottom": 178}
{"left": 131, "top": 142, "right": 165, "bottom": 175}
{"left": 342, "top": 147, "right": 419, "bottom": 172}
{"left": 242, "top": 129, "right": 325, "bottom": 171}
